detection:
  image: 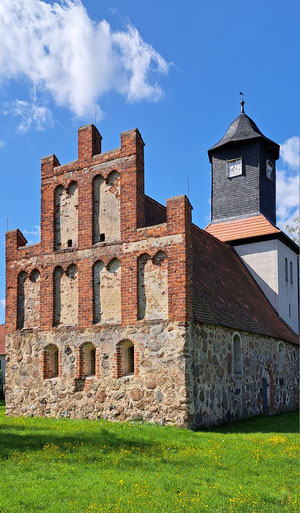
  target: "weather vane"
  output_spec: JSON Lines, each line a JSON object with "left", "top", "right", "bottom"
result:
{"left": 239, "top": 91, "right": 245, "bottom": 113}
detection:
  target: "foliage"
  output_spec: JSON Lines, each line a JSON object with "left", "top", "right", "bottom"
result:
{"left": 0, "top": 404, "right": 299, "bottom": 513}
{"left": 285, "top": 216, "right": 299, "bottom": 245}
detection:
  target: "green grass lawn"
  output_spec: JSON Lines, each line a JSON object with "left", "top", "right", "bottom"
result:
{"left": 0, "top": 402, "right": 299, "bottom": 513}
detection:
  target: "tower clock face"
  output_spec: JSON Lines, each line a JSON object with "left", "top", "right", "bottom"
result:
{"left": 266, "top": 160, "right": 274, "bottom": 180}
{"left": 227, "top": 158, "right": 242, "bottom": 178}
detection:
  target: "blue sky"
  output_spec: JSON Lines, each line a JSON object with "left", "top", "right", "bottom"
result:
{"left": 0, "top": 0, "right": 299, "bottom": 324}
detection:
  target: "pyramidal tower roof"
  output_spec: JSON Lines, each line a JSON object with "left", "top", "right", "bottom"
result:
{"left": 208, "top": 101, "right": 280, "bottom": 162}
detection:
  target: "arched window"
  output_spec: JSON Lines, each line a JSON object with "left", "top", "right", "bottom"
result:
{"left": 43, "top": 344, "right": 59, "bottom": 379}
{"left": 93, "top": 258, "right": 121, "bottom": 323}
{"left": 278, "top": 342, "right": 286, "bottom": 374}
{"left": 17, "top": 271, "right": 27, "bottom": 329}
{"left": 232, "top": 333, "right": 242, "bottom": 375}
{"left": 53, "top": 264, "right": 78, "bottom": 327}
{"left": 17, "top": 269, "right": 41, "bottom": 329}
{"left": 138, "top": 251, "right": 168, "bottom": 320}
{"left": 26, "top": 269, "right": 41, "bottom": 328}
{"left": 53, "top": 266, "right": 63, "bottom": 326}
{"left": 29, "top": 269, "right": 40, "bottom": 283}
{"left": 116, "top": 340, "right": 135, "bottom": 378}
{"left": 93, "top": 260, "right": 105, "bottom": 323}
{"left": 92, "top": 171, "right": 120, "bottom": 244}
{"left": 54, "top": 182, "right": 78, "bottom": 250}
{"left": 79, "top": 343, "right": 96, "bottom": 378}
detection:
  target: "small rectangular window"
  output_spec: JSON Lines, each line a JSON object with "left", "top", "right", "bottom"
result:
{"left": 285, "top": 258, "right": 288, "bottom": 282}
{"left": 289, "top": 304, "right": 291, "bottom": 317}
{"left": 290, "top": 261, "right": 293, "bottom": 284}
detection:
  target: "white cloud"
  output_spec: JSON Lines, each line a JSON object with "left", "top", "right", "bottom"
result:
{"left": 276, "top": 136, "right": 300, "bottom": 231}
{"left": 0, "top": 0, "right": 169, "bottom": 117}
{"left": 280, "top": 136, "right": 300, "bottom": 169}
{"left": 276, "top": 169, "right": 299, "bottom": 230}
{"left": 0, "top": 139, "right": 5, "bottom": 148}
{"left": 23, "top": 226, "right": 41, "bottom": 238}
{"left": 3, "top": 101, "right": 53, "bottom": 132}
{"left": 0, "top": 300, "right": 5, "bottom": 309}
{"left": 22, "top": 225, "right": 41, "bottom": 244}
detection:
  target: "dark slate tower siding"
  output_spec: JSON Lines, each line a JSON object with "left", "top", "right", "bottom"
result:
{"left": 211, "top": 140, "right": 276, "bottom": 224}
{"left": 212, "top": 141, "right": 259, "bottom": 222}
{"left": 208, "top": 110, "right": 279, "bottom": 225}
{"left": 259, "top": 144, "right": 276, "bottom": 225}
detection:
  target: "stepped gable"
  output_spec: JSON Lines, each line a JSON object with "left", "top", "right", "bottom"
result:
{"left": 192, "top": 226, "right": 298, "bottom": 345}
{"left": 0, "top": 325, "right": 5, "bottom": 355}
{"left": 205, "top": 214, "right": 280, "bottom": 242}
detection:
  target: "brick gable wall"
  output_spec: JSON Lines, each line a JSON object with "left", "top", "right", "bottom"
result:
{"left": 5, "top": 125, "right": 192, "bottom": 334}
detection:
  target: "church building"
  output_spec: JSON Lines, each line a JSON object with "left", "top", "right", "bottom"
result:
{"left": 5, "top": 103, "right": 299, "bottom": 427}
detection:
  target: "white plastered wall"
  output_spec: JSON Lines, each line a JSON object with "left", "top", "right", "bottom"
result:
{"left": 277, "top": 240, "right": 299, "bottom": 334}
{"left": 234, "top": 238, "right": 299, "bottom": 334}
{"left": 234, "top": 240, "right": 278, "bottom": 309}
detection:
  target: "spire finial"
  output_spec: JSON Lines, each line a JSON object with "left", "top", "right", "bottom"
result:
{"left": 239, "top": 91, "right": 245, "bottom": 113}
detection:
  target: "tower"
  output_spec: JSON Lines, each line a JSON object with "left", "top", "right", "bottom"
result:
{"left": 206, "top": 101, "right": 299, "bottom": 334}
{"left": 208, "top": 100, "right": 279, "bottom": 225}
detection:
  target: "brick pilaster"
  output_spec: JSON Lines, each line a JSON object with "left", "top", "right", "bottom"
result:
{"left": 78, "top": 259, "right": 93, "bottom": 328}
{"left": 166, "top": 195, "right": 193, "bottom": 322}
{"left": 41, "top": 154, "right": 60, "bottom": 253}
{"left": 40, "top": 266, "right": 54, "bottom": 329}
{"left": 120, "top": 129, "right": 145, "bottom": 237}
{"left": 78, "top": 124, "right": 102, "bottom": 163}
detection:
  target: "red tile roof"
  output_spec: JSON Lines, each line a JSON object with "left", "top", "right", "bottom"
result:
{"left": 0, "top": 325, "right": 5, "bottom": 355}
{"left": 192, "top": 226, "right": 298, "bottom": 345}
{"left": 205, "top": 215, "right": 280, "bottom": 242}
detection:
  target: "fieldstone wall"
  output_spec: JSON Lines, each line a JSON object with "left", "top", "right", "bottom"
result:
{"left": 5, "top": 321, "right": 298, "bottom": 428}
{"left": 187, "top": 323, "right": 299, "bottom": 428}
{"left": 5, "top": 322, "right": 189, "bottom": 426}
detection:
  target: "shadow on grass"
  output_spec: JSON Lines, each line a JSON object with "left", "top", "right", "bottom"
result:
{"left": 0, "top": 423, "right": 161, "bottom": 461}
{"left": 203, "top": 411, "right": 299, "bottom": 434}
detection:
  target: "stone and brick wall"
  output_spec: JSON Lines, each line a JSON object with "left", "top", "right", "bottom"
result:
{"left": 5, "top": 124, "right": 193, "bottom": 424}
{"left": 187, "top": 323, "right": 299, "bottom": 428}
{"left": 5, "top": 322, "right": 189, "bottom": 425}
{"left": 5, "top": 123, "right": 298, "bottom": 428}
{"left": 6, "top": 125, "right": 193, "bottom": 334}
{"left": 5, "top": 320, "right": 298, "bottom": 426}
